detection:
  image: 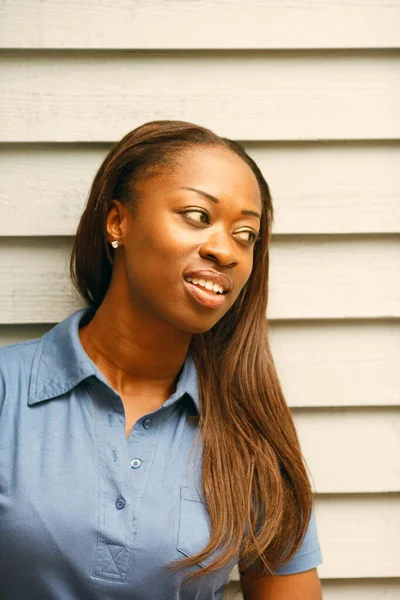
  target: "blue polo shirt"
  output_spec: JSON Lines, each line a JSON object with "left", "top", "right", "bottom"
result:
{"left": 0, "top": 308, "right": 322, "bottom": 599}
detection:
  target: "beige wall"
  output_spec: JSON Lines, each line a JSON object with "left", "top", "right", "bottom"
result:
{"left": 1, "top": 2, "right": 400, "bottom": 598}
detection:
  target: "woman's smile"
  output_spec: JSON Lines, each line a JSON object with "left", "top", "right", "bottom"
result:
{"left": 183, "top": 277, "right": 228, "bottom": 309}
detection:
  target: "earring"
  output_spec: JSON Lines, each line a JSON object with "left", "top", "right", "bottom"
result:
{"left": 111, "top": 240, "right": 119, "bottom": 249}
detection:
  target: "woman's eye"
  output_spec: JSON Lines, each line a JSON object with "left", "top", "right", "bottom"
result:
{"left": 181, "top": 211, "right": 258, "bottom": 244}
{"left": 182, "top": 210, "right": 209, "bottom": 224}
{"left": 235, "top": 230, "right": 258, "bottom": 244}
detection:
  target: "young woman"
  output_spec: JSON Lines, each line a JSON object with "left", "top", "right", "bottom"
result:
{"left": 0, "top": 120, "right": 323, "bottom": 599}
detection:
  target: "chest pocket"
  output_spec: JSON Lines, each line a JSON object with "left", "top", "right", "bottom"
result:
{"left": 177, "top": 485, "right": 217, "bottom": 568}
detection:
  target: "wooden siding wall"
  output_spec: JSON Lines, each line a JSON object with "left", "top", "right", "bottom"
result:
{"left": 1, "top": 2, "right": 399, "bottom": 598}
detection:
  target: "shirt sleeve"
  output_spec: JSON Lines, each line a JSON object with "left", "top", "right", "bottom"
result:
{"left": 273, "top": 504, "right": 323, "bottom": 575}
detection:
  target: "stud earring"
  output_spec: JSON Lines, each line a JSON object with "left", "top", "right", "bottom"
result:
{"left": 111, "top": 240, "right": 119, "bottom": 249}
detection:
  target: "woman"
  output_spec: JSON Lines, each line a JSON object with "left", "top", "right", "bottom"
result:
{"left": 0, "top": 120, "right": 323, "bottom": 599}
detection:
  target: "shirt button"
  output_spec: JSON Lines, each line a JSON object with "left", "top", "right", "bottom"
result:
{"left": 143, "top": 418, "right": 152, "bottom": 430}
{"left": 130, "top": 458, "right": 142, "bottom": 469}
{"left": 115, "top": 497, "right": 126, "bottom": 510}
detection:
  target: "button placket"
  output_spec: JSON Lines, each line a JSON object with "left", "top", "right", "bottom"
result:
{"left": 91, "top": 385, "right": 132, "bottom": 581}
{"left": 125, "top": 407, "right": 169, "bottom": 561}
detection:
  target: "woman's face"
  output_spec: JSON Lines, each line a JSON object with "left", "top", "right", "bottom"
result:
{"left": 108, "top": 146, "right": 262, "bottom": 334}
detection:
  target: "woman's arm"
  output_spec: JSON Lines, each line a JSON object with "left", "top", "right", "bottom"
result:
{"left": 240, "top": 566, "right": 323, "bottom": 600}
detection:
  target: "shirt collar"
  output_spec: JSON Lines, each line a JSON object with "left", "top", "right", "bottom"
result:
{"left": 28, "top": 307, "right": 200, "bottom": 413}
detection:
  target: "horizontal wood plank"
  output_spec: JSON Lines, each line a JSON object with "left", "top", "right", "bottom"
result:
{"left": 1, "top": 142, "right": 399, "bottom": 236}
{"left": 268, "top": 236, "right": 400, "bottom": 319}
{"left": 228, "top": 494, "right": 400, "bottom": 579}
{"left": 224, "top": 578, "right": 400, "bottom": 600}
{"left": 2, "top": 0, "right": 400, "bottom": 49}
{"left": 316, "top": 494, "right": 400, "bottom": 578}
{"left": 1, "top": 52, "right": 399, "bottom": 142}
{"left": 293, "top": 408, "right": 400, "bottom": 493}
{"left": 1, "top": 236, "right": 399, "bottom": 323}
{"left": 1, "top": 320, "right": 399, "bottom": 408}
{"left": 270, "top": 320, "right": 400, "bottom": 408}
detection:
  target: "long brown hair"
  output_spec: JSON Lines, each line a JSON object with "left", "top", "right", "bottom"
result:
{"left": 70, "top": 120, "right": 313, "bottom": 585}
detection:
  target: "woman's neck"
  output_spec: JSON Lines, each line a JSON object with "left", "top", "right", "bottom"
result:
{"left": 78, "top": 289, "right": 192, "bottom": 397}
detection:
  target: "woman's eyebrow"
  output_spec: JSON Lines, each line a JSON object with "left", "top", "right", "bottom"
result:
{"left": 178, "top": 186, "right": 261, "bottom": 219}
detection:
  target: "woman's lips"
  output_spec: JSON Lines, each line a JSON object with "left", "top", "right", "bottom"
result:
{"left": 183, "top": 279, "right": 227, "bottom": 309}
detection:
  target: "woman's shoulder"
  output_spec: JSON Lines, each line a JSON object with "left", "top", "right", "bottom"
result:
{"left": 0, "top": 336, "right": 42, "bottom": 366}
{"left": 0, "top": 337, "right": 43, "bottom": 407}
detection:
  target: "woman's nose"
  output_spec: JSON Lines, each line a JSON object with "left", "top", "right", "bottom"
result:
{"left": 198, "top": 228, "right": 239, "bottom": 267}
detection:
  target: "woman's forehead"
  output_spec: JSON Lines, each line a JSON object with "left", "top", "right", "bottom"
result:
{"left": 139, "top": 146, "right": 262, "bottom": 210}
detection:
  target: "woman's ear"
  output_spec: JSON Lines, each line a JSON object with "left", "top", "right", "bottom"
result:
{"left": 106, "top": 200, "right": 126, "bottom": 245}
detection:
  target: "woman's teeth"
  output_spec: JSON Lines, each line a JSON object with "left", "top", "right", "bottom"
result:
{"left": 185, "top": 277, "right": 225, "bottom": 295}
